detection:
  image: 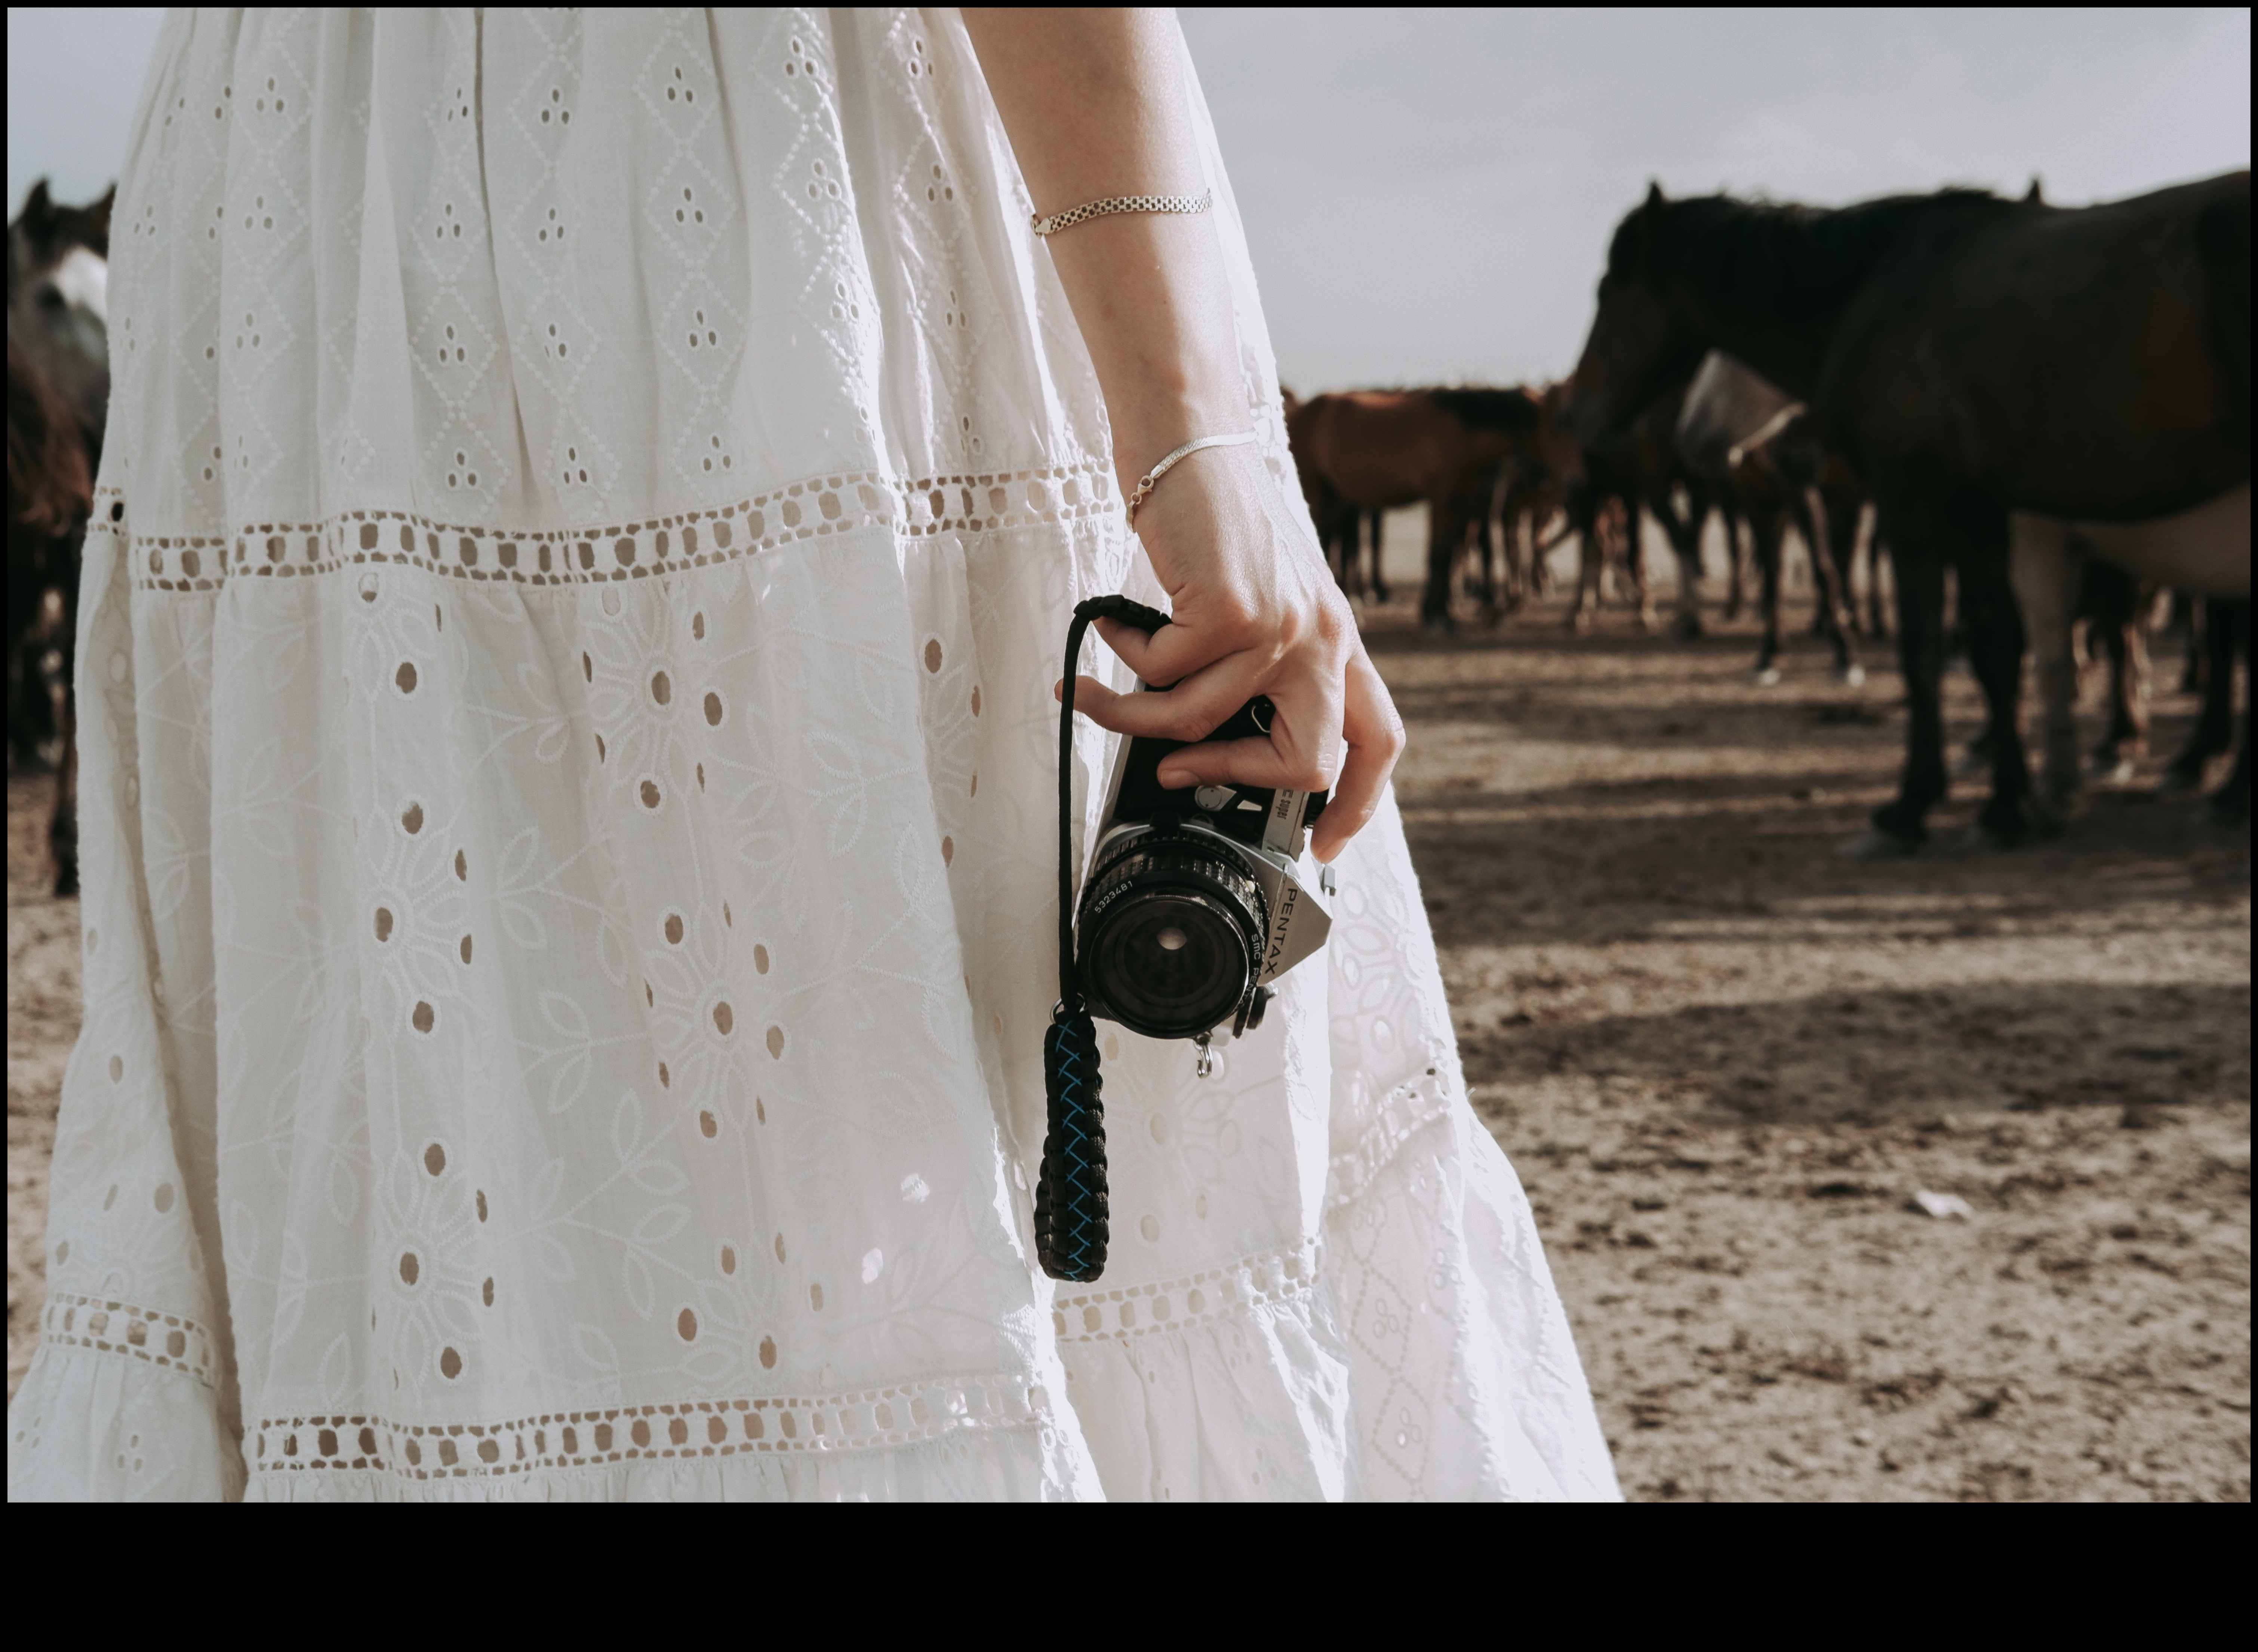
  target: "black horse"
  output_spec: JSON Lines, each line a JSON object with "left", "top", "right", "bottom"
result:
{"left": 1571, "top": 174, "right": 2250, "bottom": 852}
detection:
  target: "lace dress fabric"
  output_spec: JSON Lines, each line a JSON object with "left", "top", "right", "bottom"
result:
{"left": 7, "top": 7, "right": 1618, "bottom": 1502}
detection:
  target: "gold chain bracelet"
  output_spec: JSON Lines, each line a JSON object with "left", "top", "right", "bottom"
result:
{"left": 1125, "top": 431, "right": 1255, "bottom": 528}
{"left": 1032, "top": 189, "right": 1212, "bottom": 238}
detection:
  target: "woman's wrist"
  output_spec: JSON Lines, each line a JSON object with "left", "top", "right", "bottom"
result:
{"left": 1111, "top": 383, "right": 1248, "bottom": 494}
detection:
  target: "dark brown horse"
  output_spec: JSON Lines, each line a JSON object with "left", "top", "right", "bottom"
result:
{"left": 1288, "top": 387, "right": 1547, "bottom": 629}
{"left": 1551, "top": 376, "right": 1733, "bottom": 637}
{"left": 1571, "top": 173, "right": 2250, "bottom": 852}
{"left": 1676, "top": 352, "right": 1863, "bottom": 682}
{"left": 8, "top": 178, "right": 113, "bottom": 894}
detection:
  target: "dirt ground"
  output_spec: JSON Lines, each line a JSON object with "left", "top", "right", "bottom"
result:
{"left": 7, "top": 524, "right": 2250, "bottom": 1499}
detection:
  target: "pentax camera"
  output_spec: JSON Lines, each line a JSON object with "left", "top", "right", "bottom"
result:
{"left": 1076, "top": 693, "right": 1334, "bottom": 1054}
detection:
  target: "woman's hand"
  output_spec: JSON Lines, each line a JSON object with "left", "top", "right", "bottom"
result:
{"left": 1061, "top": 439, "right": 1405, "bottom": 863}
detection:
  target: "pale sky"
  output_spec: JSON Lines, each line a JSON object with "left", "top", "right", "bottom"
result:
{"left": 12, "top": 7, "right": 2250, "bottom": 389}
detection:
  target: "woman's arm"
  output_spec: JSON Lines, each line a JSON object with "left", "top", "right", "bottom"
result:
{"left": 960, "top": 7, "right": 1403, "bottom": 861}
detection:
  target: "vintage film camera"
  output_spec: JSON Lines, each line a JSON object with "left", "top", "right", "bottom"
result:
{"left": 1067, "top": 598, "right": 1334, "bottom": 1066}
{"left": 1076, "top": 691, "right": 1334, "bottom": 1060}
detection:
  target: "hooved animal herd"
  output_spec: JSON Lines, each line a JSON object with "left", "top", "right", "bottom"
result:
{"left": 1288, "top": 168, "right": 2251, "bottom": 851}
{"left": 3, "top": 172, "right": 2251, "bottom": 895}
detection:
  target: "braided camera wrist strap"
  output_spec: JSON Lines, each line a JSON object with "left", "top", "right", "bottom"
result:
{"left": 1037, "top": 595, "right": 1172, "bottom": 1283}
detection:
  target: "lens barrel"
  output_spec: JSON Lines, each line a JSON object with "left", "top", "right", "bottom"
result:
{"left": 1077, "top": 831, "right": 1265, "bottom": 1041}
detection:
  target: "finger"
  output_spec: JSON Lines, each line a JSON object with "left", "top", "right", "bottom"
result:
{"left": 1066, "top": 659, "right": 1267, "bottom": 745}
{"left": 1151, "top": 735, "right": 1309, "bottom": 792}
{"left": 1092, "top": 614, "right": 1234, "bottom": 688}
{"left": 1310, "top": 654, "right": 1405, "bottom": 862}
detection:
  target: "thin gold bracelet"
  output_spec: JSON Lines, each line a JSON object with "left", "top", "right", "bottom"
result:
{"left": 1032, "top": 189, "right": 1212, "bottom": 238}
{"left": 1125, "top": 431, "right": 1255, "bottom": 528}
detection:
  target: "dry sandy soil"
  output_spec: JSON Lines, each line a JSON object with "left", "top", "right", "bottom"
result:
{"left": 7, "top": 529, "right": 2250, "bottom": 1499}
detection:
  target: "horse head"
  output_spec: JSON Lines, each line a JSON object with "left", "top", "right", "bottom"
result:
{"left": 7, "top": 179, "right": 114, "bottom": 445}
{"left": 1568, "top": 183, "right": 1711, "bottom": 447}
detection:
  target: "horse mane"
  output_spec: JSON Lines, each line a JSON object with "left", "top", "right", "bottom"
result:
{"left": 1427, "top": 386, "right": 1541, "bottom": 432}
{"left": 1609, "top": 187, "right": 2017, "bottom": 312}
{"left": 7, "top": 335, "right": 90, "bottom": 534}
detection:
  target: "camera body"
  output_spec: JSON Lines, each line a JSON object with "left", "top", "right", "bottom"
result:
{"left": 1074, "top": 693, "right": 1332, "bottom": 1044}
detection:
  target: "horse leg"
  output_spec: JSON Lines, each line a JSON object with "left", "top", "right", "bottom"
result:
{"left": 2166, "top": 597, "right": 2245, "bottom": 791}
{"left": 1421, "top": 505, "right": 1455, "bottom": 634}
{"left": 1567, "top": 495, "right": 1599, "bottom": 632}
{"left": 1850, "top": 500, "right": 1960, "bottom": 854}
{"left": 2090, "top": 571, "right": 2150, "bottom": 784}
{"left": 2009, "top": 513, "right": 2084, "bottom": 826}
{"left": 2211, "top": 625, "right": 2252, "bottom": 824}
{"left": 2178, "top": 594, "right": 2206, "bottom": 693}
{"left": 48, "top": 683, "right": 78, "bottom": 896}
{"left": 1723, "top": 509, "right": 1748, "bottom": 620}
{"left": 1808, "top": 485, "right": 1863, "bottom": 682}
{"left": 1476, "top": 509, "right": 1500, "bottom": 622}
{"left": 1867, "top": 531, "right": 1892, "bottom": 638}
{"left": 1666, "top": 504, "right": 1703, "bottom": 639}
{"left": 1960, "top": 544, "right": 2034, "bottom": 846}
{"left": 1500, "top": 507, "right": 1525, "bottom": 614}
{"left": 1624, "top": 503, "right": 1657, "bottom": 632}
{"left": 1750, "top": 510, "right": 1785, "bottom": 682}
{"left": 1366, "top": 510, "right": 1389, "bottom": 604}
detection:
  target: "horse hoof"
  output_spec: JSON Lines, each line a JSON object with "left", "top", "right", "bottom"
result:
{"left": 1669, "top": 615, "right": 1702, "bottom": 641}
{"left": 2156, "top": 765, "right": 2206, "bottom": 796}
{"left": 2091, "top": 757, "right": 2137, "bottom": 789}
{"left": 1836, "top": 826, "right": 1921, "bottom": 859}
{"left": 1750, "top": 666, "right": 1782, "bottom": 687}
{"left": 1420, "top": 617, "right": 1455, "bottom": 640}
{"left": 2205, "top": 792, "right": 2251, "bottom": 828}
{"left": 1836, "top": 664, "right": 1867, "bottom": 688}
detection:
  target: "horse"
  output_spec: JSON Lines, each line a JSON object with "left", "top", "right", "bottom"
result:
{"left": 2160, "top": 597, "right": 2251, "bottom": 820}
{"left": 2013, "top": 487, "right": 2250, "bottom": 822}
{"left": 1546, "top": 379, "right": 1679, "bottom": 635}
{"left": 1285, "top": 415, "right": 1390, "bottom": 605}
{"left": 1570, "top": 173, "right": 2250, "bottom": 853}
{"left": 7, "top": 178, "right": 113, "bottom": 895}
{"left": 1287, "top": 387, "right": 1547, "bottom": 630}
{"left": 2069, "top": 561, "right": 2160, "bottom": 788}
{"left": 1676, "top": 351, "right": 1863, "bottom": 682}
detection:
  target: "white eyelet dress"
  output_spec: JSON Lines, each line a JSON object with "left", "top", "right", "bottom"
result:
{"left": 6, "top": 8, "right": 1619, "bottom": 1501}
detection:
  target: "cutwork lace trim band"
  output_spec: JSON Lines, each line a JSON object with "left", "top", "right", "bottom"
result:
{"left": 101, "top": 458, "right": 1122, "bottom": 595}
{"left": 40, "top": 1291, "right": 220, "bottom": 1388}
{"left": 251, "top": 1371, "right": 1054, "bottom": 1482}
{"left": 1049, "top": 1238, "right": 1319, "bottom": 1343}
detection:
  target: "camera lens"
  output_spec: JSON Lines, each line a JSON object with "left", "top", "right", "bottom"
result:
{"left": 1078, "top": 835, "right": 1264, "bottom": 1041}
